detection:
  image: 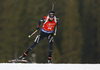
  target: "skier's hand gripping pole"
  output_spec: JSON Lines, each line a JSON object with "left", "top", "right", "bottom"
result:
{"left": 28, "top": 30, "right": 38, "bottom": 38}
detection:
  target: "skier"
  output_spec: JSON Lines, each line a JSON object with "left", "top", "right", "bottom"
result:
{"left": 18, "top": 11, "right": 59, "bottom": 63}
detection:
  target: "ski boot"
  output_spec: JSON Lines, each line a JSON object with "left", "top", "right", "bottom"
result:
{"left": 48, "top": 57, "right": 52, "bottom": 63}
{"left": 18, "top": 51, "right": 27, "bottom": 60}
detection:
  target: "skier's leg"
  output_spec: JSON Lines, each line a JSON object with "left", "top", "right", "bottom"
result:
{"left": 25, "top": 35, "right": 41, "bottom": 54}
{"left": 47, "top": 33, "right": 54, "bottom": 63}
{"left": 26, "top": 31, "right": 46, "bottom": 54}
{"left": 18, "top": 31, "right": 45, "bottom": 60}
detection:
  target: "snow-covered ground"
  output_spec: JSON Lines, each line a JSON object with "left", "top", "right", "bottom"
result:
{"left": 0, "top": 63, "right": 100, "bottom": 70}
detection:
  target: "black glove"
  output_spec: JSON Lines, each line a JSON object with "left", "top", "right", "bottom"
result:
{"left": 36, "top": 24, "right": 40, "bottom": 30}
{"left": 36, "top": 27, "right": 40, "bottom": 30}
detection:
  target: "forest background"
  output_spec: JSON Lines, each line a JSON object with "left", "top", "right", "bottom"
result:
{"left": 0, "top": 0, "right": 100, "bottom": 63}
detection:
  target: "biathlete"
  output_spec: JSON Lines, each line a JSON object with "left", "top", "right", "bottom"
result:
{"left": 18, "top": 11, "right": 59, "bottom": 63}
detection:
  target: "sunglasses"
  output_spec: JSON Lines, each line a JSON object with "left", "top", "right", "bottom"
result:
{"left": 49, "top": 16, "right": 54, "bottom": 18}
{"left": 49, "top": 14, "right": 54, "bottom": 18}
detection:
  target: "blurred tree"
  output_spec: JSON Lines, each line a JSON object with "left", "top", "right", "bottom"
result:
{"left": 60, "top": 0, "right": 83, "bottom": 63}
{"left": 80, "top": 0, "right": 100, "bottom": 63}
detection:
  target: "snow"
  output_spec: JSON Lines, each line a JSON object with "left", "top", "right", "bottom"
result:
{"left": 0, "top": 63, "right": 100, "bottom": 70}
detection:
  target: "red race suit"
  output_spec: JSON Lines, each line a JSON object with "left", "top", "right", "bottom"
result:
{"left": 41, "top": 16, "right": 57, "bottom": 33}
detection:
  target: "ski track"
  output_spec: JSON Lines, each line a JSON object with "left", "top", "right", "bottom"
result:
{"left": 0, "top": 63, "right": 100, "bottom": 70}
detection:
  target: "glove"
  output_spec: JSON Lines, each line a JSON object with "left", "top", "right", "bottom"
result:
{"left": 54, "top": 33, "right": 56, "bottom": 36}
{"left": 36, "top": 27, "right": 40, "bottom": 30}
{"left": 36, "top": 24, "right": 40, "bottom": 30}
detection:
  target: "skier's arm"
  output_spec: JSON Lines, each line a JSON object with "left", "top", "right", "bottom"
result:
{"left": 56, "top": 17, "right": 59, "bottom": 26}
{"left": 36, "top": 18, "right": 45, "bottom": 30}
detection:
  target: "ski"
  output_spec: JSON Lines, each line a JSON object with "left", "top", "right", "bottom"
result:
{"left": 8, "top": 59, "right": 28, "bottom": 63}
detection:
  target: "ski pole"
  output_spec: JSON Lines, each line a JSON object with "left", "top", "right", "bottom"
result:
{"left": 28, "top": 30, "right": 38, "bottom": 38}
{"left": 54, "top": 26, "right": 57, "bottom": 36}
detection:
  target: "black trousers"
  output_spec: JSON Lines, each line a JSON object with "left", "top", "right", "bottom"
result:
{"left": 25, "top": 31, "right": 54, "bottom": 57}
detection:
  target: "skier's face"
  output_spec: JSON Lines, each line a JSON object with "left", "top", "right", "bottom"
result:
{"left": 49, "top": 14, "right": 54, "bottom": 21}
